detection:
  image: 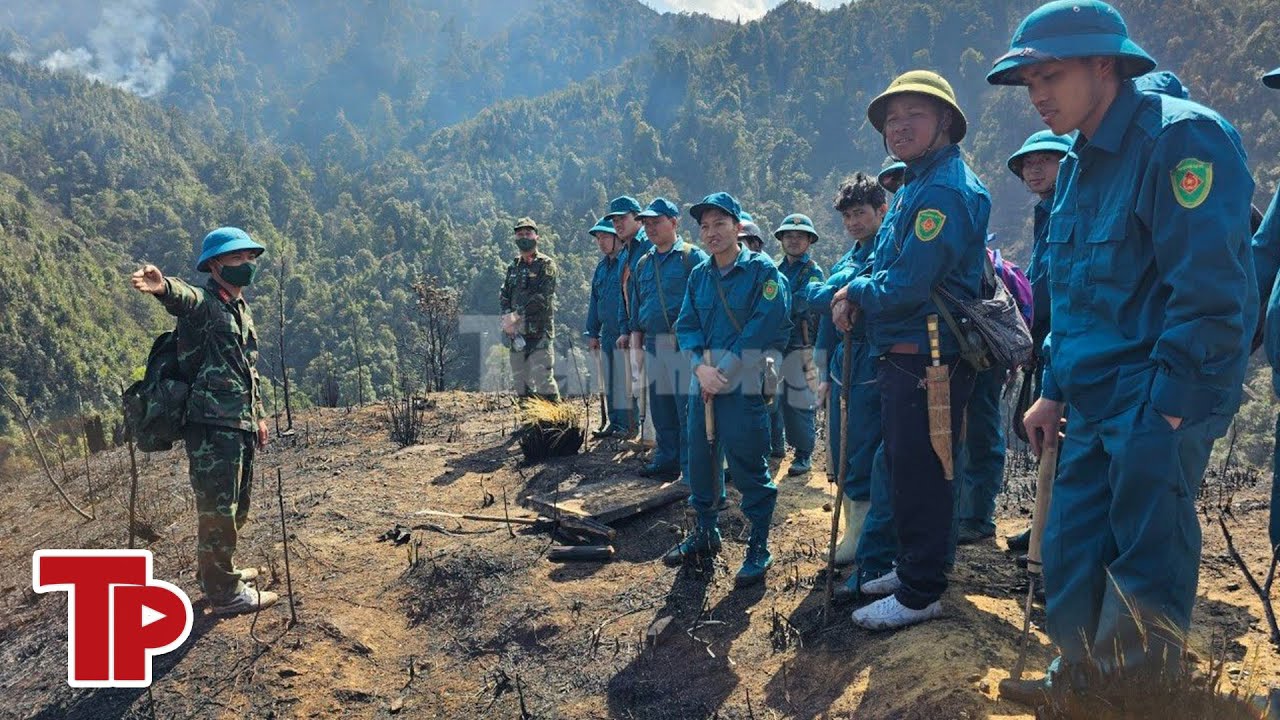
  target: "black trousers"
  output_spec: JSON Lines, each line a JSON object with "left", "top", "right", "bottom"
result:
{"left": 877, "top": 353, "right": 975, "bottom": 609}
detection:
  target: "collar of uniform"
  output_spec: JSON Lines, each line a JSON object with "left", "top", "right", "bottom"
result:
{"left": 1036, "top": 197, "right": 1053, "bottom": 213}
{"left": 1082, "top": 81, "right": 1139, "bottom": 154}
{"left": 204, "top": 276, "right": 237, "bottom": 306}
{"left": 720, "top": 244, "right": 752, "bottom": 273}
{"left": 655, "top": 237, "right": 686, "bottom": 256}
{"left": 904, "top": 144, "right": 959, "bottom": 184}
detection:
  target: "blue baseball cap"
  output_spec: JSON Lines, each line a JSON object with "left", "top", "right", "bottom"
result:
{"left": 774, "top": 213, "right": 819, "bottom": 243}
{"left": 1007, "top": 130, "right": 1074, "bottom": 177}
{"left": 604, "top": 196, "right": 642, "bottom": 217}
{"left": 1265, "top": 67, "right": 1280, "bottom": 90}
{"left": 637, "top": 197, "right": 680, "bottom": 219}
{"left": 195, "top": 227, "right": 265, "bottom": 272}
{"left": 1133, "top": 70, "right": 1188, "bottom": 99}
{"left": 987, "top": 0, "right": 1156, "bottom": 86}
{"left": 689, "top": 192, "right": 742, "bottom": 224}
{"left": 589, "top": 216, "right": 617, "bottom": 237}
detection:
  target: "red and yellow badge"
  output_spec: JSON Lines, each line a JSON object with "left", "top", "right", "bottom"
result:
{"left": 1171, "top": 158, "right": 1213, "bottom": 209}
{"left": 914, "top": 209, "right": 946, "bottom": 242}
{"left": 763, "top": 279, "right": 779, "bottom": 301}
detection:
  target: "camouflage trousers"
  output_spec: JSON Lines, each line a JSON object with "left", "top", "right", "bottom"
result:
{"left": 510, "top": 336, "right": 560, "bottom": 401}
{"left": 184, "top": 422, "right": 255, "bottom": 601}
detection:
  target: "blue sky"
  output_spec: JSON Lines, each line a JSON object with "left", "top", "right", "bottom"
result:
{"left": 643, "top": 0, "right": 847, "bottom": 21}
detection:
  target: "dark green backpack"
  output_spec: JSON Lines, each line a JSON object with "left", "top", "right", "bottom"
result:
{"left": 123, "top": 329, "right": 191, "bottom": 451}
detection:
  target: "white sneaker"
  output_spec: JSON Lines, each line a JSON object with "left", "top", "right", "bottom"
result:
{"left": 212, "top": 585, "right": 279, "bottom": 616}
{"left": 851, "top": 594, "right": 942, "bottom": 630}
{"left": 859, "top": 568, "right": 902, "bottom": 596}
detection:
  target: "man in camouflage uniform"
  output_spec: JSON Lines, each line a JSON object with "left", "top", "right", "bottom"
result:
{"left": 500, "top": 217, "right": 560, "bottom": 401}
{"left": 130, "top": 226, "right": 278, "bottom": 616}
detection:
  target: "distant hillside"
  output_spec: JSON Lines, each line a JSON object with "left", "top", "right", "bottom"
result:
{"left": 0, "top": 0, "right": 1277, "bottom": 445}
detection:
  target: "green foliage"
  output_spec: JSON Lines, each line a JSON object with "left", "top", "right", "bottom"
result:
{"left": 0, "top": 0, "right": 1277, "bottom": 444}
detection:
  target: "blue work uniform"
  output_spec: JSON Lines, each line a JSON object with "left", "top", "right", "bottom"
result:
{"left": 844, "top": 143, "right": 989, "bottom": 610}
{"left": 584, "top": 251, "right": 629, "bottom": 431}
{"left": 633, "top": 238, "right": 709, "bottom": 477}
{"left": 1040, "top": 81, "right": 1256, "bottom": 674}
{"left": 814, "top": 243, "right": 896, "bottom": 580}
{"left": 676, "top": 247, "right": 791, "bottom": 531}
{"left": 1252, "top": 186, "right": 1280, "bottom": 549}
{"left": 1026, "top": 197, "right": 1054, "bottom": 351}
{"left": 768, "top": 254, "right": 825, "bottom": 461}
{"left": 618, "top": 230, "right": 654, "bottom": 337}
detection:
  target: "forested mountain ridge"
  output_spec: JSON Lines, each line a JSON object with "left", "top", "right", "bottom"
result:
{"left": 0, "top": 0, "right": 1278, "bottom": 462}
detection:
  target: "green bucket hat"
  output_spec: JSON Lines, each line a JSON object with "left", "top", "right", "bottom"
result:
{"left": 1265, "top": 67, "right": 1280, "bottom": 90}
{"left": 589, "top": 216, "right": 616, "bottom": 237}
{"left": 987, "top": 0, "right": 1156, "bottom": 86}
{"left": 877, "top": 162, "right": 907, "bottom": 192}
{"left": 773, "top": 213, "right": 819, "bottom": 243}
{"left": 867, "top": 70, "right": 967, "bottom": 143}
{"left": 1007, "top": 130, "right": 1074, "bottom": 178}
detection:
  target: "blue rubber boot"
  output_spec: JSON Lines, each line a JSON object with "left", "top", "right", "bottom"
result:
{"left": 735, "top": 524, "right": 774, "bottom": 586}
{"left": 663, "top": 525, "right": 722, "bottom": 567}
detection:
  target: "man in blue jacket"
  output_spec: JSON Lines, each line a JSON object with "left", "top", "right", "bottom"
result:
{"left": 833, "top": 70, "right": 989, "bottom": 630}
{"left": 814, "top": 173, "right": 896, "bottom": 595}
{"left": 1253, "top": 65, "right": 1280, "bottom": 553}
{"left": 667, "top": 192, "right": 791, "bottom": 587}
{"left": 584, "top": 217, "right": 630, "bottom": 437}
{"left": 1002, "top": 130, "right": 1073, "bottom": 557}
{"left": 769, "top": 213, "right": 825, "bottom": 475}
{"left": 632, "top": 198, "right": 709, "bottom": 479}
{"left": 991, "top": 0, "right": 1257, "bottom": 696}
{"left": 608, "top": 196, "right": 651, "bottom": 434}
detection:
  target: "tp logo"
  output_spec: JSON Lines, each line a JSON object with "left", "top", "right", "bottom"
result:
{"left": 32, "top": 549, "right": 194, "bottom": 688}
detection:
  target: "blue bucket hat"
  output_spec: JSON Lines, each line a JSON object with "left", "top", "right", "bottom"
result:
{"left": 589, "top": 216, "right": 617, "bottom": 237}
{"left": 1007, "top": 130, "right": 1074, "bottom": 177}
{"left": 877, "top": 162, "right": 906, "bottom": 191}
{"left": 637, "top": 197, "right": 680, "bottom": 219}
{"left": 604, "top": 196, "right": 643, "bottom": 217}
{"left": 1265, "top": 67, "right": 1280, "bottom": 90}
{"left": 774, "top": 213, "right": 819, "bottom": 243}
{"left": 987, "top": 0, "right": 1156, "bottom": 86}
{"left": 196, "top": 227, "right": 265, "bottom": 272}
{"left": 1133, "top": 70, "right": 1188, "bottom": 99}
{"left": 689, "top": 192, "right": 742, "bottom": 224}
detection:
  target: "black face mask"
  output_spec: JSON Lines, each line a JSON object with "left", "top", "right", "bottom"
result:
{"left": 219, "top": 262, "right": 257, "bottom": 287}
{"left": 515, "top": 237, "right": 536, "bottom": 252}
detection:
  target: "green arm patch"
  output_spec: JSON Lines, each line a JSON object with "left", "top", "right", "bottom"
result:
{"left": 763, "top": 279, "right": 779, "bottom": 301}
{"left": 914, "top": 209, "right": 946, "bottom": 242}
{"left": 1171, "top": 158, "right": 1213, "bottom": 209}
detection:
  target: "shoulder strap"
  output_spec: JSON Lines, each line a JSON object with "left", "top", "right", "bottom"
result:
{"left": 710, "top": 263, "right": 746, "bottom": 334}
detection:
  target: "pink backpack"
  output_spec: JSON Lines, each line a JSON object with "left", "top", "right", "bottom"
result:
{"left": 988, "top": 247, "right": 1034, "bottom": 329}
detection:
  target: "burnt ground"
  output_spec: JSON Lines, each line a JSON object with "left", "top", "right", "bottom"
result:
{"left": 1, "top": 391, "right": 1278, "bottom": 719}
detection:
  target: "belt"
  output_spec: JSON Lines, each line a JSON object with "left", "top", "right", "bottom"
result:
{"left": 887, "top": 342, "right": 920, "bottom": 354}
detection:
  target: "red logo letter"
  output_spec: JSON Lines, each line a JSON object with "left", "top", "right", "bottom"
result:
{"left": 33, "top": 550, "right": 193, "bottom": 687}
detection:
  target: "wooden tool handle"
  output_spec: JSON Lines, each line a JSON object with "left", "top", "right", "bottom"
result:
{"left": 1026, "top": 436, "right": 1059, "bottom": 575}
{"left": 926, "top": 314, "right": 942, "bottom": 367}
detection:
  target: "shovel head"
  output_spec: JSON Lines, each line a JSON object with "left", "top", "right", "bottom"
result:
{"left": 925, "top": 365, "right": 954, "bottom": 480}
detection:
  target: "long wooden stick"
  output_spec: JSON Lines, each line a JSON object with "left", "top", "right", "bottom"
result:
{"left": 824, "top": 333, "right": 855, "bottom": 616}
{"left": 702, "top": 350, "right": 716, "bottom": 444}
{"left": 276, "top": 468, "right": 297, "bottom": 627}
{"left": 1011, "top": 433, "right": 1059, "bottom": 680}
